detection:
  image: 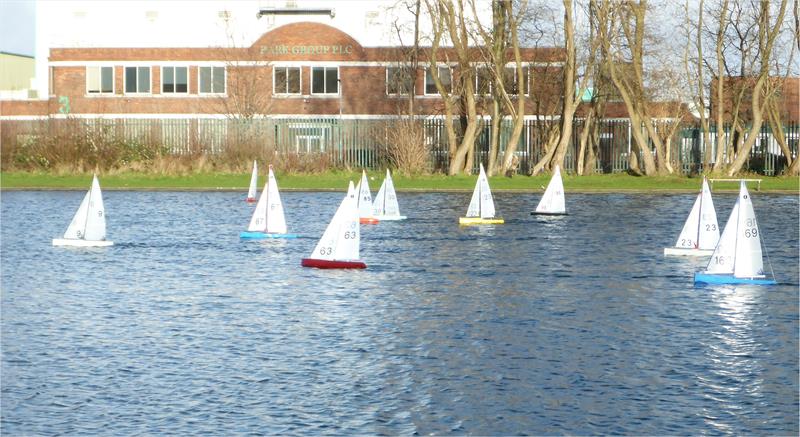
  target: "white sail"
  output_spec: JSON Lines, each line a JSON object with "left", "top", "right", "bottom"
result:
{"left": 310, "top": 181, "right": 360, "bottom": 261}
{"left": 466, "top": 175, "right": 481, "bottom": 217}
{"left": 704, "top": 199, "right": 739, "bottom": 275}
{"left": 247, "top": 160, "right": 258, "bottom": 200}
{"left": 356, "top": 170, "right": 374, "bottom": 218}
{"left": 247, "top": 179, "right": 270, "bottom": 232}
{"left": 477, "top": 164, "right": 495, "bottom": 218}
{"left": 265, "top": 166, "right": 287, "bottom": 234}
{"left": 63, "top": 175, "right": 107, "bottom": 241}
{"left": 466, "top": 164, "right": 495, "bottom": 218}
{"left": 247, "top": 166, "right": 288, "bottom": 234}
{"left": 733, "top": 181, "right": 765, "bottom": 278}
{"left": 674, "top": 192, "right": 702, "bottom": 249}
{"left": 535, "top": 165, "right": 566, "bottom": 214}
{"left": 372, "top": 169, "right": 402, "bottom": 217}
{"left": 697, "top": 178, "right": 720, "bottom": 249}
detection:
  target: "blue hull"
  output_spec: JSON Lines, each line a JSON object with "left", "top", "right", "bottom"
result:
{"left": 239, "top": 231, "right": 298, "bottom": 239}
{"left": 694, "top": 273, "right": 776, "bottom": 285}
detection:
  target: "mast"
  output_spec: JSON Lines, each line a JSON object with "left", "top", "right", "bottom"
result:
{"left": 82, "top": 178, "right": 94, "bottom": 239}
{"left": 732, "top": 187, "right": 742, "bottom": 276}
{"left": 695, "top": 179, "right": 704, "bottom": 248}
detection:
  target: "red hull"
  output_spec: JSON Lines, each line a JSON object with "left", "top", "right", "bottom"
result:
{"left": 301, "top": 258, "right": 367, "bottom": 269}
{"left": 360, "top": 217, "right": 379, "bottom": 225}
{"left": 245, "top": 198, "right": 256, "bottom": 203}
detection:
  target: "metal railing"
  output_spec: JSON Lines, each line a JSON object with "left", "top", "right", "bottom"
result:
{"left": 1, "top": 116, "right": 796, "bottom": 175}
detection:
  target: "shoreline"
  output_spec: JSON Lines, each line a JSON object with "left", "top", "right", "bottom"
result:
{"left": 2, "top": 186, "right": 797, "bottom": 194}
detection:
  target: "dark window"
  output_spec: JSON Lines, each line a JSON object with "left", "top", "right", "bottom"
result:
{"left": 125, "top": 66, "right": 150, "bottom": 93}
{"left": 163, "top": 66, "right": 188, "bottom": 94}
{"left": 387, "top": 67, "right": 414, "bottom": 95}
{"left": 312, "top": 67, "right": 338, "bottom": 94}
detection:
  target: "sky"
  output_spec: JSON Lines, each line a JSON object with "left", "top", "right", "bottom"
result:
{"left": 0, "top": 0, "right": 35, "bottom": 56}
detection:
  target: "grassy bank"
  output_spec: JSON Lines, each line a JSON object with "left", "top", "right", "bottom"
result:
{"left": 1, "top": 171, "right": 798, "bottom": 193}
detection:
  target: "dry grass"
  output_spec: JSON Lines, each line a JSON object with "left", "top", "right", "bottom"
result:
{"left": 373, "top": 118, "right": 431, "bottom": 175}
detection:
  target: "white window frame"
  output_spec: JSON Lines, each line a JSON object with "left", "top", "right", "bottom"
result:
{"left": 310, "top": 66, "right": 339, "bottom": 95}
{"left": 273, "top": 66, "right": 302, "bottom": 96}
{"left": 198, "top": 66, "right": 226, "bottom": 95}
{"left": 86, "top": 66, "right": 114, "bottom": 95}
{"left": 386, "top": 66, "right": 414, "bottom": 96}
{"left": 504, "top": 64, "right": 530, "bottom": 96}
{"left": 474, "top": 65, "right": 493, "bottom": 96}
{"left": 161, "top": 66, "right": 189, "bottom": 94}
{"left": 424, "top": 66, "right": 451, "bottom": 95}
{"left": 124, "top": 66, "right": 152, "bottom": 95}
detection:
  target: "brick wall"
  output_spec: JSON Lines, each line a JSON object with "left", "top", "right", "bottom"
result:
{"left": 5, "top": 21, "right": 567, "bottom": 118}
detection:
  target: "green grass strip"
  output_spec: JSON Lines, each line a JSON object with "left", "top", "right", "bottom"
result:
{"left": 1, "top": 171, "right": 798, "bottom": 193}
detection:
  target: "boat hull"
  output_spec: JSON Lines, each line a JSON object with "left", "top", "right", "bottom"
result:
{"left": 694, "top": 273, "right": 777, "bottom": 285}
{"left": 245, "top": 198, "right": 256, "bottom": 203}
{"left": 664, "top": 247, "right": 714, "bottom": 256}
{"left": 459, "top": 217, "right": 504, "bottom": 225}
{"left": 301, "top": 258, "right": 367, "bottom": 269}
{"left": 374, "top": 215, "right": 407, "bottom": 221}
{"left": 239, "top": 231, "right": 298, "bottom": 239}
{"left": 360, "top": 217, "right": 380, "bottom": 225}
{"left": 52, "top": 238, "right": 113, "bottom": 247}
{"left": 531, "top": 211, "right": 567, "bottom": 216}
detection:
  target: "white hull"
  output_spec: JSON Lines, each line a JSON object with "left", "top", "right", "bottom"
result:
{"left": 53, "top": 238, "right": 113, "bottom": 247}
{"left": 374, "top": 215, "right": 406, "bottom": 221}
{"left": 664, "top": 247, "right": 713, "bottom": 256}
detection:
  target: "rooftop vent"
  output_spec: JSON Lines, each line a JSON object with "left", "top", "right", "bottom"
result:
{"left": 257, "top": 7, "right": 335, "bottom": 18}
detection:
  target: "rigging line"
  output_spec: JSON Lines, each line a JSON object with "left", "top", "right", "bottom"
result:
{"left": 82, "top": 178, "right": 94, "bottom": 239}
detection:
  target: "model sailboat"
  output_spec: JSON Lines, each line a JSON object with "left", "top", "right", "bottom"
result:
{"left": 240, "top": 165, "right": 298, "bottom": 239}
{"left": 355, "top": 170, "right": 379, "bottom": 224}
{"left": 459, "top": 163, "right": 504, "bottom": 225}
{"left": 52, "top": 174, "right": 113, "bottom": 247}
{"left": 372, "top": 169, "right": 406, "bottom": 221}
{"left": 694, "top": 180, "right": 776, "bottom": 285}
{"left": 301, "top": 181, "right": 366, "bottom": 269}
{"left": 246, "top": 160, "right": 258, "bottom": 203}
{"left": 664, "top": 177, "right": 719, "bottom": 256}
{"left": 531, "top": 165, "right": 567, "bottom": 215}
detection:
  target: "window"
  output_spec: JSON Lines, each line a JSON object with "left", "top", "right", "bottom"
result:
{"left": 274, "top": 66, "right": 301, "bottom": 94}
{"left": 425, "top": 66, "right": 451, "bottom": 95}
{"left": 199, "top": 66, "right": 225, "bottom": 94}
{"left": 86, "top": 66, "right": 114, "bottom": 94}
{"left": 386, "top": 66, "right": 414, "bottom": 95}
{"left": 504, "top": 66, "right": 529, "bottom": 95}
{"left": 311, "top": 67, "right": 338, "bottom": 94}
{"left": 162, "top": 66, "right": 188, "bottom": 93}
{"left": 124, "top": 66, "right": 151, "bottom": 94}
{"left": 475, "top": 66, "right": 492, "bottom": 95}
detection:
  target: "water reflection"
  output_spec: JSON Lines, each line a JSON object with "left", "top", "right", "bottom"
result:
{"left": 1, "top": 191, "right": 797, "bottom": 435}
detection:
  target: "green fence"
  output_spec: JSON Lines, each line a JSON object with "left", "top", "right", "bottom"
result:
{"left": 1, "top": 117, "right": 796, "bottom": 175}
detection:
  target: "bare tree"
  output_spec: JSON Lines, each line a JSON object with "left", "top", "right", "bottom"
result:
{"left": 595, "top": 0, "right": 676, "bottom": 175}
{"left": 721, "top": 0, "right": 789, "bottom": 176}
{"left": 424, "top": 0, "right": 481, "bottom": 175}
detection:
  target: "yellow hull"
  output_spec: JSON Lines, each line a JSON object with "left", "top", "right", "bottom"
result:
{"left": 459, "top": 217, "right": 505, "bottom": 225}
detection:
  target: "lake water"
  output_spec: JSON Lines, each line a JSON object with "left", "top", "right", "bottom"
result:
{"left": 1, "top": 189, "right": 798, "bottom": 435}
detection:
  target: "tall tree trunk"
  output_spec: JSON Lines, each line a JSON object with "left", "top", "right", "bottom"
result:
{"left": 725, "top": 0, "right": 789, "bottom": 176}
{"left": 551, "top": 0, "right": 578, "bottom": 170}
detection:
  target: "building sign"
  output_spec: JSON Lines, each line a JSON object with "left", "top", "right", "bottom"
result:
{"left": 260, "top": 44, "right": 354, "bottom": 56}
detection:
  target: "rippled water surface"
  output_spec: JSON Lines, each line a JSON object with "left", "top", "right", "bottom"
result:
{"left": 2, "top": 189, "right": 798, "bottom": 435}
